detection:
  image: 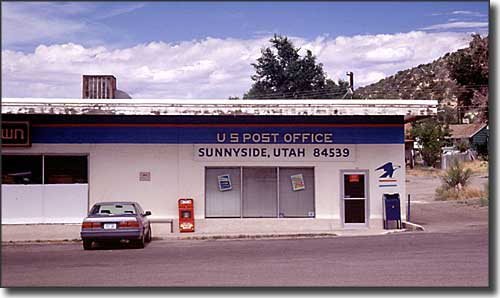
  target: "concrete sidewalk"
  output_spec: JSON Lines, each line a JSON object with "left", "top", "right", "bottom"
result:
{"left": 1, "top": 222, "right": 422, "bottom": 243}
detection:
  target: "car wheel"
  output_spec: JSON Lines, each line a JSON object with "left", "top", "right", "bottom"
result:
{"left": 83, "top": 239, "right": 93, "bottom": 250}
{"left": 145, "top": 225, "right": 152, "bottom": 243}
{"left": 134, "top": 232, "right": 146, "bottom": 249}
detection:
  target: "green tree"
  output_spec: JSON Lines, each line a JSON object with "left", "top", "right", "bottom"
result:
{"left": 244, "top": 35, "right": 348, "bottom": 99}
{"left": 410, "top": 118, "right": 450, "bottom": 167}
{"left": 447, "top": 34, "right": 488, "bottom": 121}
{"left": 456, "top": 140, "right": 469, "bottom": 153}
{"left": 437, "top": 105, "right": 458, "bottom": 125}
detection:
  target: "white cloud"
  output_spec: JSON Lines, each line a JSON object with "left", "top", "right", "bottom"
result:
{"left": 2, "top": 32, "right": 476, "bottom": 99}
{"left": 364, "top": 47, "right": 414, "bottom": 63}
{"left": 299, "top": 31, "right": 472, "bottom": 87}
{"left": 451, "top": 10, "right": 486, "bottom": 17}
{"left": 93, "top": 3, "right": 146, "bottom": 20}
{"left": 421, "top": 21, "right": 488, "bottom": 30}
{"left": 430, "top": 10, "right": 486, "bottom": 17}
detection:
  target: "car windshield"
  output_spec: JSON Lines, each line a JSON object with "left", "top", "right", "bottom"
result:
{"left": 92, "top": 203, "right": 137, "bottom": 215}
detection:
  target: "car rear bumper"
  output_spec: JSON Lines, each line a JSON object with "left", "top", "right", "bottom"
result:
{"left": 81, "top": 229, "right": 143, "bottom": 240}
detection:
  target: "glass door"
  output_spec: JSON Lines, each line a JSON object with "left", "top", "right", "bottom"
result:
{"left": 341, "top": 171, "right": 368, "bottom": 227}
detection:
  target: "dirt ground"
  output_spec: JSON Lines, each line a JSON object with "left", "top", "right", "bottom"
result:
{"left": 406, "top": 167, "right": 489, "bottom": 233}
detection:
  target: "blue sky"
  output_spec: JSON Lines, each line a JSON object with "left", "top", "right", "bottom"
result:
{"left": 3, "top": 1, "right": 489, "bottom": 51}
{"left": 1, "top": 1, "right": 490, "bottom": 98}
{"left": 104, "top": 2, "right": 488, "bottom": 42}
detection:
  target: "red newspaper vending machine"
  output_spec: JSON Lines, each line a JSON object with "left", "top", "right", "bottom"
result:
{"left": 178, "top": 198, "right": 194, "bottom": 232}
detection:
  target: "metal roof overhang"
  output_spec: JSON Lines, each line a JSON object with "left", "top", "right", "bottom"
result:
{"left": 1, "top": 98, "right": 437, "bottom": 122}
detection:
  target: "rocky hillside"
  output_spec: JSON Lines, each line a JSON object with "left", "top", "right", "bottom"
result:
{"left": 355, "top": 46, "right": 473, "bottom": 107}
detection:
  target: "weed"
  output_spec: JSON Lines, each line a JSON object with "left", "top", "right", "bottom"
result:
{"left": 407, "top": 166, "right": 442, "bottom": 177}
{"left": 463, "top": 160, "right": 489, "bottom": 174}
{"left": 442, "top": 160, "right": 472, "bottom": 190}
{"left": 436, "top": 185, "right": 486, "bottom": 201}
{"left": 436, "top": 160, "right": 484, "bottom": 202}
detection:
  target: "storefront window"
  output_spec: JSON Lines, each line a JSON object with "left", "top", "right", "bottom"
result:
{"left": 243, "top": 167, "right": 277, "bottom": 218}
{"left": 44, "top": 156, "right": 88, "bottom": 184}
{"left": 278, "top": 168, "right": 315, "bottom": 218}
{"left": 1, "top": 155, "right": 88, "bottom": 184}
{"left": 1, "top": 155, "right": 43, "bottom": 184}
{"left": 205, "top": 168, "right": 241, "bottom": 217}
{"left": 205, "top": 167, "right": 315, "bottom": 218}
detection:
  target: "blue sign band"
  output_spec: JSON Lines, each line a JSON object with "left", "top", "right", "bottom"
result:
{"left": 31, "top": 124, "right": 404, "bottom": 144}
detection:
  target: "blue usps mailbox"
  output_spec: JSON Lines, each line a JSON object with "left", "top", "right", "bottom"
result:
{"left": 383, "top": 193, "right": 402, "bottom": 229}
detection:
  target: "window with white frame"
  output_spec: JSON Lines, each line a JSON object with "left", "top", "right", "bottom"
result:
{"left": 205, "top": 167, "right": 315, "bottom": 218}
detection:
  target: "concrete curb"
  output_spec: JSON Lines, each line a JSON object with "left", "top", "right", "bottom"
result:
{"left": 2, "top": 227, "right": 422, "bottom": 245}
{"left": 402, "top": 221, "right": 425, "bottom": 231}
{"left": 2, "top": 233, "right": 339, "bottom": 245}
{"left": 2, "top": 239, "right": 81, "bottom": 245}
{"left": 2, "top": 229, "right": 413, "bottom": 244}
{"left": 156, "top": 232, "right": 338, "bottom": 241}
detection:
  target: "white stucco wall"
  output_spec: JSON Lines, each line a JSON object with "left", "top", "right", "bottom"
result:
{"left": 1, "top": 184, "right": 88, "bottom": 224}
{"left": 2, "top": 143, "right": 405, "bottom": 230}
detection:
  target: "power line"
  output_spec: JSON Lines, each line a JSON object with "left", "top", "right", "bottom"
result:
{"left": 241, "top": 82, "right": 489, "bottom": 100}
{"left": 246, "top": 84, "right": 489, "bottom": 97}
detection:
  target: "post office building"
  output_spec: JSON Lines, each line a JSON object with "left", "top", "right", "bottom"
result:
{"left": 1, "top": 98, "right": 436, "bottom": 235}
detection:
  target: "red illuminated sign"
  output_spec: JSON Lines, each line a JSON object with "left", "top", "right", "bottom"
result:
{"left": 348, "top": 175, "right": 360, "bottom": 183}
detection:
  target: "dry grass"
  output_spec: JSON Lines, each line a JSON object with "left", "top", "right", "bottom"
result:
{"left": 436, "top": 186, "right": 487, "bottom": 201}
{"left": 407, "top": 160, "right": 488, "bottom": 177}
{"left": 463, "top": 160, "right": 489, "bottom": 174}
{"left": 407, "top": 167, "right": 443, "bottom": 177}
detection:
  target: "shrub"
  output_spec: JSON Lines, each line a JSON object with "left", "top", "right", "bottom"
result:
{"left": 435, "top": 160, "right": 477, "bottom": 201}
{"left": 476, "top": 142, "right": 488, "bottom": 159}
{"left": 456, "top": 141, "right": 469, "bottom": 153}
{"left": 435, "top": 185, "right": 454, "bottom": 201}
{"left": 441, "top": 160, "right": 473, "bottom": 190}
{"left": 436, "top": 185, "right": 485, "bottom": 201}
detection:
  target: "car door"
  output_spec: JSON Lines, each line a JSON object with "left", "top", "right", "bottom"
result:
{"left": 135, "top": 203, "right": 149, "bottom": 230}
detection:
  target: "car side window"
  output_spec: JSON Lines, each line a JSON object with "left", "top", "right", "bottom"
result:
{"left": 90, "top": 205, "right": 100, "bottom": 215}
{"left": 135, "top": 204, "right": 144, "bottom": 215}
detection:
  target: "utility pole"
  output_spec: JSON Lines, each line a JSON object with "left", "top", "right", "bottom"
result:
{"left": 346, "top": 71, "right": 354, "bottom": 91}
{"left": 342, "top": 71, "right": 354, "bottom": 99}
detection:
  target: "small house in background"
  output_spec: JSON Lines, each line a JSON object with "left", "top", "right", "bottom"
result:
{"left": 447, "top": 123, "right": 488, "bottom": 153}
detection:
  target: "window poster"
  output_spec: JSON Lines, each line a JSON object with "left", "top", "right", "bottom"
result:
{"left": 291, "top": 174, "right": 305, "bottom": 191}
{"left": 217, "top": 174, "right": 232, "bottom": 191}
